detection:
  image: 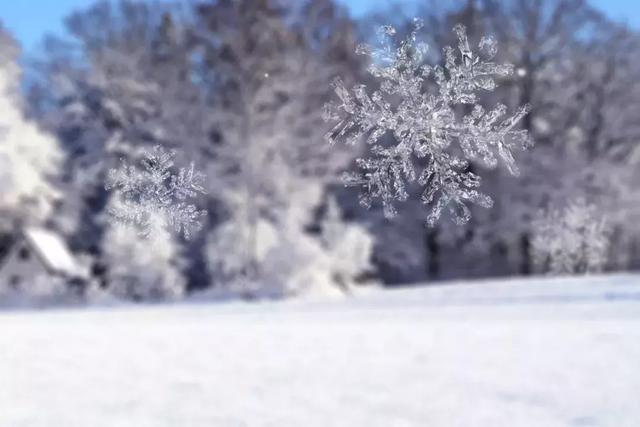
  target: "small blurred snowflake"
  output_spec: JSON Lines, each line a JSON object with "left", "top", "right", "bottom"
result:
{"left": 532, "top": 199, "right": 610, "bottom": 275}
{"left": 105, "top": 145, "right": 207, "bottom": 239}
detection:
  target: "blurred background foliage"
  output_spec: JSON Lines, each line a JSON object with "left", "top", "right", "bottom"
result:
{"left": 1, "top": 0, "right": 640, "bottom": 301}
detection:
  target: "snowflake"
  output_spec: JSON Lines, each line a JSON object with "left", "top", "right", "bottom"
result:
{"left": 323, "top": 19, "right": 532, "bottom": 226}
{"left": 531, "top": 199, "right": 610, "bottom": 275}
{"left": 105, "top": 145, "right": 207, "bottom": 239}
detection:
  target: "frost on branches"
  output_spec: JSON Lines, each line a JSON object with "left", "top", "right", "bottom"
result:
{"left": 323, "top": 20, "right": 532, "bottom": 226}
{"left": 532, "top": 199, "right": 610, "bottom": 275}
{"left": 105, "top": 146, "right": 206, "bottom": 239}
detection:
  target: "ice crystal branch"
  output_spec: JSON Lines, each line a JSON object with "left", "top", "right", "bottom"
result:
{"left": 105, "top": 145, "right": 207, "bottom": 239}
{"left": 324, "top": 19, "right": 532, "bottom": 226}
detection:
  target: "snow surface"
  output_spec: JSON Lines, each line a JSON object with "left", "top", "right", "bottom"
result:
{"left": 2, "top": 274, "right": 640, "bottom": 426}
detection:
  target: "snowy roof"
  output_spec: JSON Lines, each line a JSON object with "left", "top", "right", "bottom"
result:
{"left": 23, "top": 228, "right": 82, "bottom": 278}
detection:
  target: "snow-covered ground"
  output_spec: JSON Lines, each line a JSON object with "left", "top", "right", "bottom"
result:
{"left": 2, "top": 274, "right": 640, "bottom": 427}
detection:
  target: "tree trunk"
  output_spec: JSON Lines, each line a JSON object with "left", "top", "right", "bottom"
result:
{"left": 241, "top": 108, "right": 259, "bottom": 291}
{"left": 520, "top": 233, "right": 531, "bottom": 275}
{"left": 425, "top": 228, "right": 440, "bottom": 280}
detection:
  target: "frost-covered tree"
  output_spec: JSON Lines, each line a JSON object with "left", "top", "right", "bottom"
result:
{"left": 29, "top": 2, "right": 210, "bottom": 241}
{"left": 29, "top": 0, "right": 369, "bottom": 296}
{"left": 206, "top": 191, "right": 374, "bottom": 297}
{"left": 471, "top": 0, "right": 618, "bottom": 274}
{"left": 0, "top": 25, "right": 62, "bottom": 229}
{"left": 359, "top": 0, "right": 640, "bottom": 281}
{"left": 324, "top": 19, "right": 532, "bottom": 226}
{"left": 194, "top": 0, "right": 366, "bottom": 292}
{"left": 102, "top": 208, "right": 186, "bottom": 301}
{"left": 205, "top": 179, "right": 321, "bottom": 296}
{"left": 531, "top": 199, "right": 610, "bottom": 275}
{"left": 319, "top": 197, "right": 374, "bottom": 291}
{"left": 28, "top": 3, "right": 208, "bottom": 294}
{"left": 558, "top": 27, "right": 640, "bottom": 269}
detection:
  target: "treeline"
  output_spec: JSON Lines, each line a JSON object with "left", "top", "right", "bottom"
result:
{"left": 361, "top": 0, "right": 640, "bottom": 282}
{"left": 0, "top": 0, "right": 639, "bottom": 301}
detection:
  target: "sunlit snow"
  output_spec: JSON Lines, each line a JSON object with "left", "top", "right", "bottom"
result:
{"left": 2, "top": 274, "right": 639, "bottom": 427}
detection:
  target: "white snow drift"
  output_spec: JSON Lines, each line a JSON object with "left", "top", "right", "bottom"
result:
{"left": 1, "top": 274, "right": 639, "bottom": 427}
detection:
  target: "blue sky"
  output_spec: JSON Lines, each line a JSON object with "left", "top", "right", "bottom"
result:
{"left": 0, "top": 0, "right": 638, "bottom": 53}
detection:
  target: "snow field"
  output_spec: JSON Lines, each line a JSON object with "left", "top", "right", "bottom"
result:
{"left": 2, "top": 275, "right": 640, "bottom": 426}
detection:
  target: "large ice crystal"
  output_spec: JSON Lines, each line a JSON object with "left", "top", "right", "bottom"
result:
{"left": 324, "top": 20, "right": 532, "bottom": 226}
{"left": 105, "top": 145, "right": 207, "bottom": 239}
